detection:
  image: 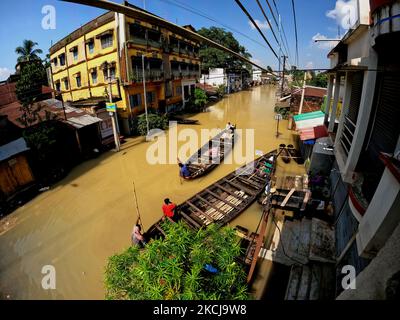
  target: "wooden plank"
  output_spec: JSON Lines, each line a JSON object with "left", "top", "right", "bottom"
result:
{"left": 247, "top": 210, "right": 269, "bottom": 283}
{"left": 179, "top": 210, "right": 203, "bottom": 229}
{"left": 155, "top": 223, "right": 166, "bottom": 236}
{"left": 186, "top": 200, "right": 214, "bottom": 223}
{"left": 204, "top": 189, "right": 237, "bottom": 209}
{"left": 223, "top": 178, "right": 257, "bottom": 196}
{"left": 236, "top": 176, "right": 263, "bottom": 189}
{"left": 280, "top": 188, "right": 296, "bottom": 207}
{"left": 195, "top": 195, "right": 228, "bottom": 217}
{"left": 214, "top": 183, "right": 246, "bottom": 200}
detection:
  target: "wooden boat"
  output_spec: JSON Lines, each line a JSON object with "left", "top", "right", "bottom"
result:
{"left": 286, "top": 144, "right": 304, "bottom": 164}
{"left": 181, "top": 128, "right": 236, "bottom": 180}
{"left": 168, "top": 114, "right": 199, "bottom": 125}
{"left": 279, "top": 144, "right": 291, "bottom": 164}
{"left": 145, "top": 150, "right": 277, "bottom": 239}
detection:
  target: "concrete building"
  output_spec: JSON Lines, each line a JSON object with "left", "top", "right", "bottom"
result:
{"left": 49, "top": 2, "right": 201, "bottom": 135}
{"left": 319, "top": 0, "right": 400, "bottom": 299}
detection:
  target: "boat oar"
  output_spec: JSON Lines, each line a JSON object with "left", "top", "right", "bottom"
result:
{"left": 132, "top": 180, "right": 144, "bottom": 231}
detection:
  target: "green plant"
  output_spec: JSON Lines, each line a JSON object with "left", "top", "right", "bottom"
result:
{"left": 216, "top": 84, "right": 226, "bottom": 98}
{"left": 137, "top": 113, "right": 168, "bottom": 136}
{"left": 194, "top": 88, "right": 208, "bottom": 110}
{"left": 104, "top": 221, "right": 249, "bottom": 300}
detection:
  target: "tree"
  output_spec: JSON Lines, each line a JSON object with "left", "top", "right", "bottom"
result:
{"left": 15, "top": 61, "right": 48, "bottom": 126}
{"left": 216, "top": 84, "right": 226, "bottom": 98}
{"left": 137, "top": 113, "right": 168, "bottom": 136}
{"left": 308, "top": 72, "right": 328, "bottom": 88}
{"left": 104, "top": 221, "right": 249, "bottom": 300}
{"left": 15, "top": 40, "right": 43, "bottom": 63}
{"left": 194, "top": 88, "right": 208, "bottom": 110}
{"left": 197, "top": 27, "right": 252, "bottom": 72}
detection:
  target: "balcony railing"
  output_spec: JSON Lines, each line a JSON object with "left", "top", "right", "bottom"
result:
{"left": 340, "top": 115, "right": 356, "bottom": 157}
{"left": 130, "top": 69, "right": 164, "bottom": 83}
{"left": 129, "top": 37, "right": 162, "bottom": 48}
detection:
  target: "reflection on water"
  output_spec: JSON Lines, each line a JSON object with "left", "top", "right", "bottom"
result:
{"left": 0, "top": 85, "right": 302, "bottom": 300}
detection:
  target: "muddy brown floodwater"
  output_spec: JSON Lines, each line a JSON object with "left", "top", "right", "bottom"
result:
{"left": 0, "top": 85, "right": 303, "bottom": 299}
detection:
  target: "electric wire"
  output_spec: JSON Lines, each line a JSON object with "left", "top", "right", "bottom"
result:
{"left": 234, "top": 0, "right": 279, "bottom": 60}
{"left": 156, "top": 0, "right": 270, "bottom": 51}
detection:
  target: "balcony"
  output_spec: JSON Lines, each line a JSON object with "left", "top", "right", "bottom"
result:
{"left": 370, "top": 0, "right": 400, "bottom": 39}
{"left": 339, "top": 116, "right": 356, "bottom": 158}
{"left": 130, "top": 69, "right": 164, "bottom": 83}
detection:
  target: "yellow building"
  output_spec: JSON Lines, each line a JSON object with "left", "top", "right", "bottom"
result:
{"left": 49, "top": 7, "right": 201, "bottom": 135}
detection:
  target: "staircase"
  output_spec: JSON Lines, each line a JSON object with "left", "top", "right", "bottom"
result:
{"left": 285, "top": 263, "right": 335, "bottom": 300}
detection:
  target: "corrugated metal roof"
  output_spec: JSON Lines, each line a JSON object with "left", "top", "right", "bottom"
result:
{"left": 66, "top": 114, "right": 102, "bottom": 129}
{"left": 0, "top": 137, "right": 29, "bottom": 162}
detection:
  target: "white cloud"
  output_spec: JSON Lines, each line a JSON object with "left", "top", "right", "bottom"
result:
{"left": 312, "top": 33, "right": 338, "bottom": 50}
{"left": 248, "top": 19, "right": 270, "bottom": 31}
{"left": 305, "top": 61, "right": 314, "bottom": 69}
{"left": 0, "top": 67, "right": 12, "bottom": 81}
{"left": 326, "top": 0, "right": 358, "bottom": 29}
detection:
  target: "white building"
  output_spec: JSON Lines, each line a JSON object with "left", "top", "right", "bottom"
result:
{"left": 319, "top": 0, "right": 400, "bottom": 299}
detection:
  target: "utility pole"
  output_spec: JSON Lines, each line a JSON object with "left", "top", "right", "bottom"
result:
{"left": 142, "top": 53, "right": 150, "bottom": 136}
{"left": 280, "top": 55, "right": 287, "bottom": 97}
{"left": 107, "top": 62, "right": 120, "bottom": 152}
{"left": 299, "top": 71, "right": 308, "bottom": 114}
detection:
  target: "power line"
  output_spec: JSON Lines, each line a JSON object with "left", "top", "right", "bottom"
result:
{"left": 234, "top": 0, "right": 279, "bottom": 60}
{"left": 262, "top": 0, "right": 292, "bottom": 68}
{"left": 265, "top": 0, "right": 279, "bottom": 29}
{"left": 267, "top": 0, "right": 293, "bottom": 67}
{"left": 255, "top": 0, "right": 279, "bottom": 46}
{"left": 291, "top": 0, "right": 299, "bottom": 66}
{"left": 156, "top": 0, "right": 270, "bottom": 51}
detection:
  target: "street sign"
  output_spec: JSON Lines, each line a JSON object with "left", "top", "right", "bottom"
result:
{"left": 274, "top": 114, "right": 283, "bottom": 121}
{"left": 106, "top": 103, "right": 117, "bottom": 112}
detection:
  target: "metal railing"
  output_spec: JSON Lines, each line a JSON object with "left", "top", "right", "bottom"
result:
{"left": 340, "top": 115, "right": 356, "bottom": 157}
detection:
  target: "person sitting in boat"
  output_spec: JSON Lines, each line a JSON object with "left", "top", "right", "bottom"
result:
{"left": 178, "top": 161, "right": 191, "bottom": 179}
{"left": 131, "top": 222, "right": 146, "bottom": 248}
{"left": 162, "top": 198, "right": 177, "bottom": 221}
{"left": 225, "top": 122, "right": 236, "bottom": 134}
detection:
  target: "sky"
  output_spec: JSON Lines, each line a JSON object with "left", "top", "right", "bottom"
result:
{"left": 0, "top": 0, "right": 351, "bottom": 81}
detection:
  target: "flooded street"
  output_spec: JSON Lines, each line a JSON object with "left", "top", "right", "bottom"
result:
{"left": 0, "top": 85, "right": 303, "bottom": 299}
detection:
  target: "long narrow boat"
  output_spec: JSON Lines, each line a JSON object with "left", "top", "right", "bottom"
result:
{"left": 145, "top": 150, "right": 277, "bottom": 239}
{"left": 182, "top": 128, "right": 236, "bottom": 180}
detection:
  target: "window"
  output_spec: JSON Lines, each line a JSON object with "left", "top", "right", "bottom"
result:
{"left": 91, "top": 71, "right": 97, "bottom": 84}
{"left": 101, "top": 35, "right": 113, "bottom": 49}
{"left": 110, "top": 67, "right": 116, "bottom": 80}
{"left": 88, "top": 41, "right": 94, "bottom": 54}
{"left": 190, "top": 84, "right": 195, "bottom": 96}
{"left": 59, "top": 54, "right": 65, "bottom": 66}
{"left": 72, "top": 48, "right": 78, "bottom": 61}
{"left": 55, "top": 81, "right": 61, "bottom": 92}
{"left": 146, "top": 91, "right": 156, "bottom": 104}
{"left": 176, "top": 86, "right": 182, "bottom": 96}
{"left": 129, "top": 94, "right": 142, "bottom": 108}
{"left": 76, "top": 75, "right": 82, "bottom": 87}
{"left": 53, "top": 58, "right": 58, "bottom": 67}
{"left": 103, "top": 67, "right": 116, "bottom": 81}
{"left": 64, "top": 79, "right": 69, "bottom": 90}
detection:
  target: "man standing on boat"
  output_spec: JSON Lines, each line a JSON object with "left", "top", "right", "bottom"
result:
{"left": 131, "top": 222, "right": 146, "bottom": 248}
{"left": 162, "top": 198, "right": 177, "bottom": 221}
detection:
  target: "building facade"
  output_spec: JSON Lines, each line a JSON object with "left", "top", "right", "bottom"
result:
{"left": 320, "top": 0, "right": 400, "bottom": 299}
{"left": 49, "top": 4, "right": 201, "bottom": 135}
